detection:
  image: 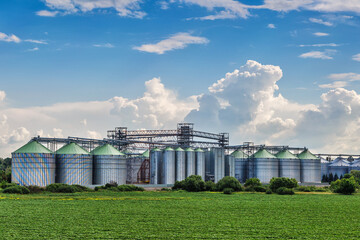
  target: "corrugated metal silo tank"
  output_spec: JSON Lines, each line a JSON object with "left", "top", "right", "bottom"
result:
{"left": 11, "top": 141, "right": 55, "bottom": 187}
{"left": 56, "top": 143, "right": 92, "bottom": 185}
{"left": 175, "top": 147, "right": 186, "bottom": 181}
{"left": 276, "top": 149, "right": 301, "bottom": 182}
{"left": 126, "top": 150, "right": 147, "bottom": 184}
{"left": 250, "top": 149, "right": 278, "bottom": 183}
{"left": 185, "top": 147, "right": 195, "bottom": 177}
{"left": 320, "top": 157, "right": 330, "bottom": 178}
{"left": 225, "top": 155, "right": 235, "bottom": 177}
{"left": 209, "top": 148, "right": 225, "bottom": 183}
{"left": 162, "top": 147, "right": 175, "bottom": 184}
{"left": 150, "top": 148, "right": 162, "bottom": 184}
{"left": 328, "top": 157, "right": 350, "bottom": 178}
{"left": 195, "top": 148, "right": 206, "bottom": 180}
{"left": 232, "top": 150, "right": 248, "bottom": 183}
{"left": 298, "top": 149, "right": 321, "bottom": 183}
{"left": 92, "top": 144, "right": 126, "bottom": 185}
{"left": 350, "top": 159, "right": 360, "bottom": 171}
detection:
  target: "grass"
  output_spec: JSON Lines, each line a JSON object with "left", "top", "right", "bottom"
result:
{"left": 1, "top": 191, "right": 360, "bottom": 239}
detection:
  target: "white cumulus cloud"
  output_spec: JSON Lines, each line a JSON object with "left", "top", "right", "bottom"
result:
{"left": 0, "top": 91, "right": 6, "bottom": 102}
{"left": 267, "top": 23, "right": 276, "bottom": 29}
{"left": 36, "top": 10, "right": 59, "bottom": 17}
{"left": 0, "top": 32, "right": 21, "bottom": 43}
{"left": 133, "top": 32, "right": 209, "bottom": 54}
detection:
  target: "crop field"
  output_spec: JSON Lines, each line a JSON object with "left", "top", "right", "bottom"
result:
{"left": 1, "top": 191, "right": 360, "bottom": 239}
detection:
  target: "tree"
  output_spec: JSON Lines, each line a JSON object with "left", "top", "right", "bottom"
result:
{"left": 331, "top": 177, "right": 358, "bottom": 195}
{"left": 334, "top": 173, "right": 339, "bottom": 181}
{"left": 269, "top": 177, "right": 298, "bottom": 192}
{"left": 322, "top": 175, "right": 327, "bottom": 183}
{"left": 216, "top": 176, "right": 243, "bottom": 192}
{"left": 244, "top": 178, "right": 262, "bottom": 188}
{"left": 329, "top": 173, "right": 334, "bottom": 182}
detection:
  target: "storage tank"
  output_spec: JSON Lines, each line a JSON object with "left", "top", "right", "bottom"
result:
{"left": 350, "top": 160, "right": 360, "bottom": 171}
{"left": 251, "top": 149, "right": 278, "bottom": 183}
{"left": 329, "top": 157, "right": 350, "bottom": 178}
{"left": 276, "top": 149, "right": 300, "bottom": 182}
{"left": 126, "top": 150, "right": 148, "bottom": 184}
{"left": 56, "top": 143, "right": 92, "bottom": 185}
{"left": 150, "top": 148, "right": 162, "bottom": 184}
{"left": 232, "top": 150, "right": 248, "bottom": 183}
{"left": 162, "top": 147, "right": 175, "bottom": 184}
{"left": 195, "top": 148, "right": 206, "bottom": 180}
{"left": 225, "top": 155, "right": 235, "bottom": 177}
{"left": 320, "top": 157, "right": 330, "bottom": 179}
{"left": 12, "top": 141, "right": 55, "bottom": 187}
{"left": 92, "top": 144, "right": 126, "bottom": 185}
{"left": 298, "top": 149, "right": 321, "bottom": 183}
{"left": 185, "top": 147, "right": 195, "bottom": 177}
{"left": 175, "top": 147, "right": 186, "bottom": 181}
{"left": 210, "top": 148, "right": 225, "bottom": 183}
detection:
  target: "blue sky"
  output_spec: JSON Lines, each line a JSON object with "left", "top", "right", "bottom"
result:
{"left": 1, "top": 0, "right": 360, "bottom": 156}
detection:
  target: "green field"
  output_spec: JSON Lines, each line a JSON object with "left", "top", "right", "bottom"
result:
{"left": 1, "top": 191, "right": 360, "bottom": 239}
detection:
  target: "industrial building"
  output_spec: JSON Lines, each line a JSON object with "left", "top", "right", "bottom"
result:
{"left": 11, "top": 123, "right": 360, "bottom": 187}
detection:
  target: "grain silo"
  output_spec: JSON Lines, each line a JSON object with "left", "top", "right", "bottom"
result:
{"left": 195, "top": 148, "right": 206, "bottom": 180}
{"left": 232, "top": 150, "right": 248, "bottom": 183}
{"left": 350, "top": 160, "right": 360, "bottom": 171}
{"left": 320, "top": 157, "right": 330, "bottom": 179}
{"left": 150, "top": 147, "right": 162, "bottom": 184}
{"left": 250, "top": 149, "right": 278, "bottom": 183}
{"left": 210, "top": 148, "right": 225, "bottom": 183}
{"left": 175, "top": 147, "right": 185, "bottom": 181}
{"left": 162, "top": 147, "right": 175, "bottom": 184}
{"left": 185, "top": 147, "right": 195, "bottom": 177}
{"left": 298, "top": 149, "right": 321, "bottom": 183}
{"left": 225, "top": 155, "right": 235, "bottom": 177}
{"left": 276, "top": 149, "right": 300, "bottom": 182}
{"left": 126, "top": 150, "right": 147, "bottom": 184}
{"left": 56, "top": 142, "right": 92, "bottom": 185}
{"left": 12, "top": 141, "right": 55, "bottom": 187}
{"left": 328, "top": 157, "right": 350, "bottom": 178}
{"left": 92, "top": 144, "right": 126, "bottom": 185}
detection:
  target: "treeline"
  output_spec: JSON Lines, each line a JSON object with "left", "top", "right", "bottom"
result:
{"left": 0, "top": 157, "right": 11, "bottom": 182}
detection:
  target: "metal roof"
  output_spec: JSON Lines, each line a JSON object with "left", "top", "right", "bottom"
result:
{"left": 251, "top": 149, "right": 276, "bottom": 159}
{"left": 329, "top": 159, "right": 350, "bottom": 167}
{"left": 231, "top": 150, "right": 248, "bottom": 158}
{"left": 91, "top": 144, "right": 124, "bottom": 156}
{"left": 14, "top": 141, "right": 53, "bottom": 154}
{"left": 297, "top": 150, "right": 319, "bottom": 160}
{"left": 56, "top": 142, "right": 89, "bottom": 155}
{"left": 164, "top": 147, "right": 174, "bottom": 151}
{"left": 276, "top": 149, "right": 298, "bottom": 159}
{"left": 175, "top": 147, "right": 184, "bottom": 151}
{"left": 151, "top": 147, "right": 162, "bottom": 152}
{"left": 195, "top": 148, "right": 204, "bottom": 152}
{"left": 185, "top": 147, "right": 194, "bottom": 152}
{"left": 142, "top": 149, "right": 150, "bottom": 157}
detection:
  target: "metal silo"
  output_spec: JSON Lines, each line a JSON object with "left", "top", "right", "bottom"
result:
{"left": 320, "top": 157, "right": 330, "bottom": 179}
{"left": 210, "top": 148, "right": 225, "bottom": 183}
{"left": 276, "top": 149, "right": 300, "bottom": 182}
{"left": 126, "top": 150, "right": 147, "bottom": 184}
{"left": 11, "top": 141, "right": 55, "bottom": 187}
{"left": 92, "top": 144, "right": 126, "bottom": 185}
{"left": 162, "top": 147, "right": 175, "bottom": 184}
{"left": 56, "top": 143, "right": 92, "bottom": 185}
{"left": 185, "top": 147, "right": 195, "bottom": 177}
{"left": 232, "top": 150, "right": 248, "bottom": 183}
{"left": 175, "top": 147, "right": 186, "bottom": 181}
{"left": 150, "top": 148, "right": 162, "bottom": 184}
{"left": 225, "top": 155, "right": 235, "bottom": 177}
{"left": 350, "top": 160, "right": 360, "bottom": 171}
{"left": 195, "top": 148, "right": 206, "bottom": 180}
{"left": 329, "top": 157, "right": 350, "bottom": 178}
{"left": 298, "top": 149, "right": 321, "bottom": 183}
{"left": 251, "top": 149, "right": 278, "bottom": 183}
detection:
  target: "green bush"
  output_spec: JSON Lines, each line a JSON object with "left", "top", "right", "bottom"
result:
{"left": 27, "top": 185, "right": 45, "bottom": 194}
{"left": 216, "top": 176, "right": 243, "bottom": 192}
{"left": 223, "top": 188, "right": 233, "bottom": 194}
{"left": 160, "top": 188, "right": 171, "bottom": 192}
{"left": 46, "top": 183, "right": 82, "bottom": 193}
{"left": 266, "top": 189, "right": 272, "bottom": 194}
{"left": 269, "top": 177, "right": 298, "bottom": 192}
{"left": 172, "top": 180, "right": 185, "bottom": 190}
{"left": 244, "top": 187, "right": 255, "bottom": 192}
{"left": 205, "top": 181, "right": 217, "bottom": 191}
{"left": 105, "top": 182, "right": 118, "bottom": 188}
{"left": 117, "top": 185, "right": 144, "bottom": 192}
{"left": 331, "top": 177, "right": 358, "bottom": 195}
{"left": 343, "top": 173, "right": 351, "bottom": 179}
{"left": 254, "top": 186, "right": 267, "bottom": 192}
{"left": 0, "top": 181, "right": 17, "bottom": 189}
{"left": 183, "top": 175, "right": 205, "bottom": 192}
{"left": 276, "top": 187, "right": 295, "bottom": 195}
{"left": 71, "top": 185, "right": 92, "bottom": 192}
{"left": 3, "top": 185, "right": 30, "bottom": 194}
{"left": 244, "top": 178, "right": 261, "bottom": 188}
{"left": 296, "top": 186, "right": 316, "bottom": 192}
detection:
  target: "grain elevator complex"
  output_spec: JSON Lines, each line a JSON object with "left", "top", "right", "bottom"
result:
{"left": 11, "top": 123, "right": 360, "bottom": 187}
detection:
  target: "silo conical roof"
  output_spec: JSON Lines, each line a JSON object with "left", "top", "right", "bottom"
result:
{"left": 164, "top": 147, "right": 174, "bottom": 151}
{"left": 175, "top": 147, "right": 184, "bottom": 151}
{"left": 122, "top": 149, "right": 131, "bottom": 154}
{"left": 329, "top": 159, "right": 350, "bottom": 167}
{"left": 56, "top": 143, "right": 89, "bottom": 155}
{"left": 276, "top": 149, "right": 298, "bottom": 159}
{"left": 195, "top": 148, "right": 204, "bottom": 152}
{"left": 142, "top": 149, "right": 150, "bottom": 157}
{"left": 151, "top": 147, "right": 161, "bottom": 152}
{"left": 185, "top": 147, "right": 194, "bottom": 152}
{"left": 251, "top": 149, "right": 276, "bottom": 159}
{"left": 297, "top": 150, "right": 319, "bottom": 160}
{"left": 91, "top": 144, "right": 124, "bottom": 156}
{"left": 231, "top": 150, "right": 248, "bottom": 158}
{"left": 14, "top": 141, "right": 53, "bottom": 154}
